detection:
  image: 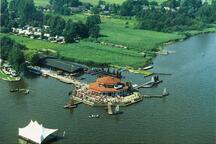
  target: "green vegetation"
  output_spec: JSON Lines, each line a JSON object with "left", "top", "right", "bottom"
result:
{"left": 0, "top": 69, "right": 16, "bottom": 81}
{"left": 0, "top": 36, "right": 25, "bottom": 71}
{"left": 0, "top": 33, "right": 150, "bottom": 68}
{"left": 55, "top": 13, "right": 183, "bottom": 51}
{"left": 120, "top": 0, "right": 216, "bottom": 32}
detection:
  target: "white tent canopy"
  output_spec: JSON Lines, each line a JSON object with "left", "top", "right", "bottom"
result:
{"left": 18, "top": 120, "right": 58, "bottom": 144}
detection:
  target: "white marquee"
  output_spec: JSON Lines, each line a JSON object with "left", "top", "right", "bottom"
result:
{"left": 18, "top": 120, "right": 58, "bottom": 144}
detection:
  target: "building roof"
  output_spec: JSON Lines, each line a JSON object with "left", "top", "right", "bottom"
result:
{"left": 89, "top": 82, "right": 128, "bottom": 93}
{"left": 96, "top": 76, "right": 121, "bottom": 85}
{"left": 40, "top": 57, "right": 88, "bottom": 73}
{"left": 89, "top": 76, "right": 128, "bottom": 93}
{"left": 18, "top": 120, "right": 58, "bottom": 144}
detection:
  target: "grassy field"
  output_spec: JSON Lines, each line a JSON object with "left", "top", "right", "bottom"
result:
{"left": 0, "top": 33, "right": 151, "bottom": 68}
{"left": 57, "top": 13, "right": 183, "bottom": 52}
{"left": 0, "top": 11, "right": 184, "bottom": 68}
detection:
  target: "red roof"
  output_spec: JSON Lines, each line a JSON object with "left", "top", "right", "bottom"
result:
{"left": 96, "top": 76, "right": 121, "bottom": 85}
{"left": 89, "top": 76, "right": 128, "bottom": 93}
{"left": 89, "top": 83, "right": 128, "bottom": 93}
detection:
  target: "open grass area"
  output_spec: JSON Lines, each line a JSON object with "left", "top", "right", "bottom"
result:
{"left": 57, "top": 13, "right": 184, "bottom": 52}
{"left": 34, "top": 0, "right": 50, "bottom": 6}
{"left": 0, "top": 33, "right": 150, "bottom": 68}
{"left": 1, "top": 11, "right": 184, "bottom": 68}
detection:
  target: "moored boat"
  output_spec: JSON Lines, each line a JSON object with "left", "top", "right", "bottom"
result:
{"left": 88, "top": 114, "right": 100, "bottom": 118}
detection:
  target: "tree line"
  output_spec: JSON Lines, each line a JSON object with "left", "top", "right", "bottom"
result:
{"left": 0, "top": 0, "right": 101, "bottom": 43}
{"left": 119, "top": 0, "right": 216, "bottom": 32}
{"left": 0, "top": 37, "right": 26, "bottom": 71}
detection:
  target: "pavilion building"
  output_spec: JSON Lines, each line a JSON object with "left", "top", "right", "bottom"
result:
{"left": 89, "top": 76, "right": 131, "bottom": 97}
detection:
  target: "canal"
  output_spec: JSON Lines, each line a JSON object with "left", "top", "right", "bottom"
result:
{"left": 0, "top": 33, "right": 215, "bottom": 144}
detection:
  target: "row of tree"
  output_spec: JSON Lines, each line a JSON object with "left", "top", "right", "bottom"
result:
{"left": 50, "top": 0, "right": 83, "bottom": 15}
{"left": 44, "top": 14, "right": 101, "bottom": 42}
{"left": 0, "top": 37, "right": 25, "bottom": 71}
{"left": 119, "top": 0, "right": 216, "bottom": 32}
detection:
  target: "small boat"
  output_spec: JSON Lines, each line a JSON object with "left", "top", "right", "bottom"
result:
{"left": 88, "top": 114, "right": 100, "bottom": 118}
{"left": 10, "top": 89, "right": 19, "bottom": 92}
{"left": 162, "top": 88, "right": 169, "bottom": 96}
{"left": 64, "top": 99, "right": 77, "bottom": 109}
{"left": 64, "top": 104, "right": 77, "bottom": 109}
{"left": 24, "top": 89, "right": 30, "bottom": 95}
{"left": 27, "top": 66, "right": 42, "bottom": 75}
{"left": 143, "top": 65, "right": 153, "bottom": 70}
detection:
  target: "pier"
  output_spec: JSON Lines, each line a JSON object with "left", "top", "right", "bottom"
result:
{"left": 134, "top": 75, "right": 162, "bottom": 89}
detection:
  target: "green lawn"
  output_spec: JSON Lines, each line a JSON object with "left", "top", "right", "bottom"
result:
{"left": 0, "top": 11, "right": 184, "bottom": 68}
{"left": 1, "top": 33, "right": 150, "bottom": 68}
{"left": 34, "top": 0, "right": 49, "bottom": 6}
{"left": 57, "top": 13, "right": 183, "bottom": 52}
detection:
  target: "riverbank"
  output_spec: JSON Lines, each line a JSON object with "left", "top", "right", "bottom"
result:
{"left": 0, "top": 69, "right": 20, "bottom": 82}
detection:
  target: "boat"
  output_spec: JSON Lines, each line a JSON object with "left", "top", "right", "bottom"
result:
{"left": 64, "top": 99, "right": 77, "bottom": 109}
{"left": 24, "top": 89, "right": 30, "bottom": 95}
{"left": 10, "top": 89, "right": 19, "bottom": 92}
{"left": 63, "top": 104, "right": 77, "bottom": 109}
{"left": 10, "top": 88, "right": 30, "bottom": 95}
{"left": 88, "top": 114, "right": 100, "bottom": 118}
{"left": 143, "top": 65, "right": 153, "bottom": 70}
{"left": 112, "top": 105, "right": 123, "bottom": 115}
{"left": 27, "top": 66, "right": 42, "bottom": 75}
{"left": 162, "top": 88, "right": 169, "bottom": 96}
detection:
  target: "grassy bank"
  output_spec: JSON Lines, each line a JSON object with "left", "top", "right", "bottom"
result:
{"left": 0, "top": 69, "right": 17, "bottom": 81}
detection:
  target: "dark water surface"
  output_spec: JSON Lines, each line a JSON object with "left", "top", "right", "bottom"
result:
{"left": 0, "top": 34, "right": 216, "bottom": 144}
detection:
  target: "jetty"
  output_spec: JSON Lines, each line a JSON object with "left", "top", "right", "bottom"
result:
{"left": 40, "top": 68, "right": 84, "bottom": 86}
{"left": 155, "top": 50, "right": 176, "bottom": 55}
{"left": 134, "top": 75, "right": 162, "bottom": 89}
{"left": 143, "top": 88, "right": 169, "bottom": 98}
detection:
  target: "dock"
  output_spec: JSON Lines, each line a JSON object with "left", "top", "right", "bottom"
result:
{"left": 134, "top": 75, "right": 162, "bottom": 89}
{"left": 143, "top": 88, "right": 169, "bottom": 98}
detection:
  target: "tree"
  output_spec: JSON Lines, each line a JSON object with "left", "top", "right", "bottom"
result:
{"left": 89, "top": 25, "right": 100, "bottom": 39}
{"left": 86, "top": 15, "right": 101, "bottom": 39}
{"left": 0, "top": 36, "right": 14, "bottom": 59}
{"left": 76, "top": 21, "right": 89, "bottom": 38}
{"left": 64, "top": 20, "right": 77, "bottom": 43}
{"left": 50, "top": 0, "right": 82, "bottom": 14}
{"left": 86, "top": 15, "right": 101, "bottom": 28}
{"left": 0, "top": 0, "right": 10, "bottom": 32}
{"left": 0, "top": 36, "right": 25, "bottom": 71}
{"left": 47, "top": 15, "right": 66, "bottom": 36}
{"left": 8, "top": 45, "right": 25, "bottom": 71}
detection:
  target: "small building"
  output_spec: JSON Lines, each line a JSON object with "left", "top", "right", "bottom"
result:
{"left": 39, "top": 57, "right": 87, "bottom": 74}
{"left": 89, "top": 76, "right": 131, "bottom": 97}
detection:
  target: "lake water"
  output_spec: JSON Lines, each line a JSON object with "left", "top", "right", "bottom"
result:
{"left": 0, "top": 33, "right": 215, "bottom": 144}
